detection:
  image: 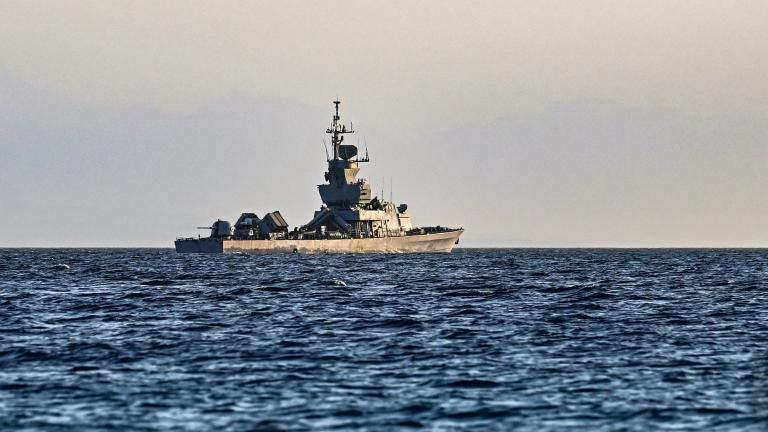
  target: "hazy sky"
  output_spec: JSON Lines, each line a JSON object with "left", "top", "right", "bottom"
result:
{"left": 1, "top": 1, "right": 766, "bottom": 247}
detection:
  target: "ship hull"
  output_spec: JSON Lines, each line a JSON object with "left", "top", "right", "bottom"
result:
{"left": 175, "top": 229, "right": 463, "bottom": 254}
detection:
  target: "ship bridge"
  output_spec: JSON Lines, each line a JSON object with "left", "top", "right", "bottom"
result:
{"left": 304, "top": 100, "right": 412, "bottom": 238}
{"left": 317, "top": 100, "right": 372, "bottom": 208}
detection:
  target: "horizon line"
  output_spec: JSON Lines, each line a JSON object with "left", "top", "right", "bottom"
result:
{"left": 2, "top": 245, "right": 767, "bottom": 250}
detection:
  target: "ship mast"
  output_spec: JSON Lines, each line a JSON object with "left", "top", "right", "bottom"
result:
{"left": 326, "top": 100, "right": 355, "bottom": 160}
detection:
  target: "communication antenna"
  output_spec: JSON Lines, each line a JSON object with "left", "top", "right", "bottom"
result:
{"left": 322, "top": 138, "right": 330, "bottom": 161}
{"left": 356, "top": 136, "right": 361, "bottom": 161}
{"left": 390, "top": 177, "right": 393, "bottom": 203}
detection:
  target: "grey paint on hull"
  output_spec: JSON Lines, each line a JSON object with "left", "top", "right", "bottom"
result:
{"left": 175, "top": 229, "right": 463, "bottom": 254}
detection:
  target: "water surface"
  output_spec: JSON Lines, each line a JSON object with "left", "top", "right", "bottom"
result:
{"left": 1, "top": 248, "right": 766, "bottom": 430}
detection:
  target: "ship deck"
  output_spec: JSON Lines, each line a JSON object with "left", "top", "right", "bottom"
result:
{"left": 175, "top": 229, "right": 463, "bottom": 254}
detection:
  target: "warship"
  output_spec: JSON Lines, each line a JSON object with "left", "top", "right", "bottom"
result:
{"left": 175, "top": 100, "right": 463, "bottom": 253}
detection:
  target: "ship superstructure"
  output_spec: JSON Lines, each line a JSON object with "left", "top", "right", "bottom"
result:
{"left": 175, "top": 101, "right": 462, "bottom": 253}
{"left": 302, "top": 100, "right": 412, "bottom": 239}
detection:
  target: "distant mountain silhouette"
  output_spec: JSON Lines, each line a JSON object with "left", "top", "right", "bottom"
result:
{"left": 1, "top": 67, "right": 766, "bottom": 246}
{"left": 0, "top": 67, "right": 323, "bottom": 246}
{"left": 414, "top": 99, "right": 768, "bottom": 246}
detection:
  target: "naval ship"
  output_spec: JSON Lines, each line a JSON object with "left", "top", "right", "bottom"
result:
{"left": 175, "top": 101, "right": 463, "bottom": 253}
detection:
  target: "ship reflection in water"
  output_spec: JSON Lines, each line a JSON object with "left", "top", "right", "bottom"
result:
{"left": 176, "top": 100, "right": 462, "bottom": 253}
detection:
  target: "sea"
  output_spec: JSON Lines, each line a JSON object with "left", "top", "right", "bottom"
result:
{"left": 1, "top": 248, "right": 766, "bottom": 431}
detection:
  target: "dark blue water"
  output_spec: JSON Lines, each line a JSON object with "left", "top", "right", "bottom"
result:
{"left": 1, "top": 249, "right": 766, "bottom": 431}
